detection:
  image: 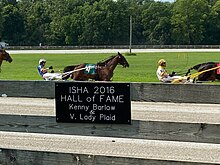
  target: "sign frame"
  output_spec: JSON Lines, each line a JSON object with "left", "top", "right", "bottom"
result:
{"left": 55, "top": 82, "right": 131, "bottom": 124}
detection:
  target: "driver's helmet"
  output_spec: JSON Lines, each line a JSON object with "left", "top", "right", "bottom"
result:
{"left": 158, "top": 59, "right": 166, "bottom": 66}
{"left": 39, "top": 59, "right": 46, "bottom": 64}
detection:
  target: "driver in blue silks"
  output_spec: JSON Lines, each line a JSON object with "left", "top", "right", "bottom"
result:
{"left": 37, "top": 59, "right": 62, "bottom": 80}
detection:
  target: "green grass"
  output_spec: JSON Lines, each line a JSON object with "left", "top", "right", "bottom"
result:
{"left": 1, "top": 52, "right": 220, "bottom": 82}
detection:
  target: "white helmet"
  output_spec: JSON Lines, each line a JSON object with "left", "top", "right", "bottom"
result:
{"left": 39, "top": 59, "right": 46, "bottom": 64}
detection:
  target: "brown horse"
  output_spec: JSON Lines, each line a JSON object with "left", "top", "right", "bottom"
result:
{"left": 186, "top": 62, "right": 220, "bottom": 81}
{"left": 63, "top": 54, "right": 120, "bottom": 80}
{"left": 63, "top": 52, "right": 129, "bottom": 81}
{"left": 0, "top": 49, "right": 13, "bottom": 71}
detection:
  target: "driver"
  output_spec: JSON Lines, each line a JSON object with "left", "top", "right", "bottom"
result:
{"left": 37, "top": 59, "right": 62, "bottom": 80}
{"left": 156, "top": 59, "right": 182, "bottom": 83}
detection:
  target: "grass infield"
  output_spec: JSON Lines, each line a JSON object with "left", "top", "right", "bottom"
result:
{"left": 1, "top": 52, "right": 220, "bottom": 82}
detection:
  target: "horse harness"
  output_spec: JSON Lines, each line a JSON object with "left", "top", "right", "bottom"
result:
{"left": 83, "top": 64, "right": 97, "bottom": 75}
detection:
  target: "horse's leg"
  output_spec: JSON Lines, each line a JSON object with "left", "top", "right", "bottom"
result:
{"left": 216, "top": 71, "right": 220, "bottom": 81}
{"left": 72, "top": 71, "right": 79, "bottom": 81}
{"left": 210, "top": 71, "right": 216, "bottom": 81}
{"left": 94, "top": 74, "right": 99, "bottom": 81}
{"left": 104, "top": 72, "right": 113, "bottom": 81}
{"left": 198, "top": 71, "right": 214, "bottom": 81}
{"left": 197, "top": 64, "right": 215, "bottom": 81}
{"left": 198, "top": 73, "right": 208, "bottom": 81}
{"left": 73, "top": 71, "right": 88, "bottom": 81}
{"left": 89, "top": 66, "right": 114, "bottom": 81}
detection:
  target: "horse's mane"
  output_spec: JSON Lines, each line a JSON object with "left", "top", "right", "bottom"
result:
{"left": 97, "top": 55, "right": 116, "bottom": 66}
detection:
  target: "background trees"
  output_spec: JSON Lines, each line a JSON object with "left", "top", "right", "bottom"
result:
{"left": 0, "top": 0, "right": 220, "bottom": 46}
{"left": 171, "top": 0, "right": 209, "bottom": 44}
{"left": 142, "top": 1, "right": 172, "bottom": 44}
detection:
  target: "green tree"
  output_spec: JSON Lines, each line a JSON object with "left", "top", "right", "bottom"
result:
{"left": 78, "top": 0, "right": 130, "bottom": 45}
{"left": 47, "top": 0, "right": 85, "bottom": 45}
{"left": 1, "top": 4, "right": 24, "bottom": 45}
{"left": 125, "top": 0, "right": 146, "bottom": 45}
{"left": 204, "top": 0, "right": 220, "bottom": 44}
{"left": 0, "top": 3, "right": 3, "bottom": 40}
{"left": 171, "top": 0, "right": 209, "bottom": 44}
{"left": 23, "top": 1, "right": 51, "bottom": 45}
{"left": 142, "top": 2, "right": 172, "bottom": 44}
{"left": 4, "top": 0, "right": 219, "bottom": 46}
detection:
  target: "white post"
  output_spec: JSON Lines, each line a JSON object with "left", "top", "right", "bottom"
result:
{"left": 129, "top": 15, "right": 132, "bottom": 54}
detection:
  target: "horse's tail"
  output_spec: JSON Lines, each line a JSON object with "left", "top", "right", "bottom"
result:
{"left": 63, "top": 65, "right": 77, "bottom": 72}
{"left": 185, "top": 62, "right": 213, "bottom": 76}
{"left": 185, "top": 65, "right": 198, "bottom": 76}
{"left": 63, "top": 65, "right": 77, "bottom": 80}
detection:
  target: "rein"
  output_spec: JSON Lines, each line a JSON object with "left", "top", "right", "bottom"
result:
{"left": 63, "top": 65, "right": 96, "bottom": 77}
{"left": 187, "top": 65, "right": 220, "bottom": 79}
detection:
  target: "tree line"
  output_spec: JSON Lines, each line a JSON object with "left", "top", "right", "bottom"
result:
{"left": 0, "top": 0, "right": 220, "bottom": 46}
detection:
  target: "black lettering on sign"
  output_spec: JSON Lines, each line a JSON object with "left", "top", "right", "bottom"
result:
{"left": 55, "top": 82, "right": 131, "bottom": 124}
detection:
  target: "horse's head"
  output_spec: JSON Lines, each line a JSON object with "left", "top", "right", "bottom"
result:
{"left": 117, "top": 52, "right": 129, "bottom": 68}
{"left": 0, "top": 49, "right": 13, "bottom": 63}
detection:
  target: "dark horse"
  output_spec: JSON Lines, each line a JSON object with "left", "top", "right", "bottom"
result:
{"left": 0, "top": 49, "right": 13, "bottom": 71}
{"left": 63, "top": 52, "right": 129, "bottom": 81}
{"left": 63, "top": 54, "right": 114, "bottom": 80}
{"left": 186, "top": 62, "right": 220, "bottom": 81}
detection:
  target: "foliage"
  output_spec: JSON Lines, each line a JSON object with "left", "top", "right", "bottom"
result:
{"left": 1, "top": 0, "right": 220, "bottom": 45}
{"left": 142, "top": 1, "right": 172, "bottom": 44}
{"left": 1, "top": 4, "right": 25, "bottom": 45}
{"left": 171, "top": 0, "right": 209, "bottom": 44}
